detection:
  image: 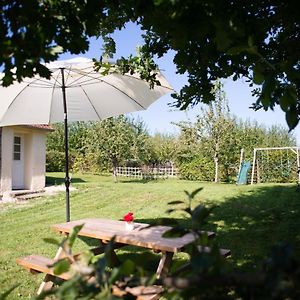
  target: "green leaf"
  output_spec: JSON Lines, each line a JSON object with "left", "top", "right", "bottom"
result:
{"left": 77, "top": 250, "right": 93, "bottom": 265}
{"left": 279, "top": 90, "right": 291, "bottom": 112}
{"left": 248, "top": 35, "right": 255, "bottom": 47}
{"left": 108, "top": 267, "right": 120, "bottom": 285}
{"left": 43, "top": 238, "right": 60, "bottom": 246}
{"left": 120, "top": 259, "right": 135, "bottom": 276}
{"left": 253, "top": 68, "right": 264, "bottom": 85}
{"left": 184, "top": 190, "right": 191, "bottom": 198}
{"left": 280, "top": 85, "right": 297, "bottom": 112}
{"left": 190, "top": 187, "right": 203, "bottom": 199}
{"left": 183, "top": 207, "right": 192, "bottom": 215}
{"left": 226, "top": 45, "right": 248, "bottom": 55}
{"left": 68, "top": 224, "right": 84, "bottom": 248}
{"left": 190, "top": 252, "right": 209, "bottom": 273}
{"left": 148, "top": 218, "right": 178, "bottom": 226}
{"left": 192, "top": 205, "right": 214, "bottom": 228}
{"left": 53, "top": 259, "right": 71, "bottom": 275}
{"left": 260, "top": 95, "right": 269, "bottom": 109}
{"left": 286, "top": 85, "right": 297, "bottom": 104}
{"left": 168, "top": 200, "right": 185, "bottom": 205}
{"left": 162, "top": 227, "right": 188, "bottom": 238}
{"left": 166, "top": 208, "right": 176, "bottom": 214}
{"left": 215, "top": 29, "right": 231, "bottom": 51}
{"left": 286, "top": 110, "right": 299, "bottom": 130}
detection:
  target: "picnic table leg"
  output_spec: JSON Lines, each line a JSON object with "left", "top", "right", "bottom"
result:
{"left": 37, "top": 246, "right": 64, "bottom": 295}
{"left": 156, "top": 251, "right": 174, "bottom": 278}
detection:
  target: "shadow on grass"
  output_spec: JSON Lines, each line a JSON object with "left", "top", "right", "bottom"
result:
{"left": 124, "top": 184, "right": 300, "bottom": 272}
{"left": 46, "top": 175, "right": 86, "bottom": 185}
{"left": 202, "top": 184, "right": 300, "bottom": 270}
{"left": 78, "top": 184, "right": 300, "bottom": 273}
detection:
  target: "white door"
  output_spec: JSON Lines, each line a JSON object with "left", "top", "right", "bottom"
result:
{"left": 12, "top": 135, "right": 24, "bottom": 189}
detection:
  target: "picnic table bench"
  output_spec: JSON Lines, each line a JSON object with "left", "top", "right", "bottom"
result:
{"left": 17, "top": 218, "right": 230, "bottom": 299}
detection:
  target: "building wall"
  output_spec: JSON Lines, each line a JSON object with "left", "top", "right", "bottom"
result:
{"left": 0, "top": 128, "right": 2, "bottom": 189}
{"left": 0, "top": 126, "right": 48, "bottom": 195}
{"left": 27, "top": 132, "right": 46, "bottom": 190}
{"left": 0, "top": 127, "right": 14, "bottom": 193}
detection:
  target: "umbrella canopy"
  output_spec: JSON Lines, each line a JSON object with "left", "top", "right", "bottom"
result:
{"left": 0, "top": 57, "right": 172, "bottom": 125}
{"left": 0, "top": 57, "right": 173, "bottom": 221}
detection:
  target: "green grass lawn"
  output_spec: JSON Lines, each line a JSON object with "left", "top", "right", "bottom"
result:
{"left": 1, "top": 173, "right": 300, "bottom": 299}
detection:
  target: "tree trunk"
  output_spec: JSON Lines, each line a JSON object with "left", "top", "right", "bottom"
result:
{"left": 214, "top": 152, "right": 219, "bottom": 183}
{"left": 112, "top": 157, "right": 118, "bottom": 182}
{"left": 214, "top": 142, "right": 219, "bottom": 183}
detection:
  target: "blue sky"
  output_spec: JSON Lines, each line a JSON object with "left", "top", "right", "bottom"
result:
{"left": 47, "top": 23, "right": 300, "bottom": 145}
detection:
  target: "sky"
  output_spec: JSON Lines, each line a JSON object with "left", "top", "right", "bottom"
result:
{"left": 0, "top": 21, "right": 278, "bottom": 146}
{"left": 58, "top": 22, "right": 300, "bottom": 145}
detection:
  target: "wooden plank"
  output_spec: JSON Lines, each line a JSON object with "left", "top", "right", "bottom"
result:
{"left": 18, "top": 255, "right": 162, "bottom": 299}
{"left": 37, "top": 246, "right": 65, "bottom": 294}
{"left": 52, "top": 218, "right": 215, "bottom": 253}
{"left": 128, "top": 286, "right": 163, "bottom": 300}
{"left": 113, "top": 285, "right": 163, "bottom": 300}
{"left": 16, "top": 255, "right": 72, "bottom": 280}
{"left": 156, "top": 252, "right": 174, "bottom": 278}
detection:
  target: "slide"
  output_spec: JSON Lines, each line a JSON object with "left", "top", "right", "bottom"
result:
{"left": 237, "top": 161, "right": 251, "bottom": 185}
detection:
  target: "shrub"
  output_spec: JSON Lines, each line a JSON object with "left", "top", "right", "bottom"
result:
{"left": 46, "top": 150, "right": 65, "bottom": 172}
{"left": 178, "top": 155, "right": 214, "bottom": 181}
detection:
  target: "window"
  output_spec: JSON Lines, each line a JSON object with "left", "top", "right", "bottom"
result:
{"left": 13, "top": 136, "right": 21, "bottom": 160}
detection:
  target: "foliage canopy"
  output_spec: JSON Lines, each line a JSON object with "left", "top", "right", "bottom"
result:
{"left": 1, "top": 1, "right": 299, "bottom": 129}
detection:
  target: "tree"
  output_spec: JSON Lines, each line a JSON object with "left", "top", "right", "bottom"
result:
{"left": 174, "top": 88, "right": 296, "bottom": 182}
{"left": 85, "top": 116, "right": 149, "bottom": 181}
{"left": 146, "top": 133, "right": 177, "bottom": 166}
{"left": 1, "top": 1, "right": 299, "bottom": 129}
{"left": 196, "top": 81, "right": 235, "bottom": 182}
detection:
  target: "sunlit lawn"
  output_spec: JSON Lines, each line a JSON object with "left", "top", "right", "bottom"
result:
{"left": 1, "top": 172, "right": 300, "bottom": 298}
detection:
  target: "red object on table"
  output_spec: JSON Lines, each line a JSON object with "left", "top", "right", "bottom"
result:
{"left": 123, "top": 212, "right": 134, "bottom": 222}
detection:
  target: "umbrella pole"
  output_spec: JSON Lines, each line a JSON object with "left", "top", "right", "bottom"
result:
{"left": 60, "top": 68, "right": 71, "bottom": 222}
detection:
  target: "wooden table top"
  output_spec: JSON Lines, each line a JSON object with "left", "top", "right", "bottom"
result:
{"left": 52, "top": 218, "right": 215, "bottom": 253}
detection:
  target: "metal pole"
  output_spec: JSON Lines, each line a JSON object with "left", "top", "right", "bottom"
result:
{"left": 60, "top": 68, "right": 70, "bottom": 222}
{"left": 251, "top": 148, "right": 257, "bottom": 185}
{"left": 296, "top": 148, "right": 300, "bottom": 185}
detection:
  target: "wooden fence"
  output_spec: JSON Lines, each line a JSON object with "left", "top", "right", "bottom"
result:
{"left": 116, "top": 166, "right": 179, "bottom": 179}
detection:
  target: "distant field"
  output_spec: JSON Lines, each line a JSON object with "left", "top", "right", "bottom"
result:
{"left": 1, "top": 172, "right": 300, "bottom": 298}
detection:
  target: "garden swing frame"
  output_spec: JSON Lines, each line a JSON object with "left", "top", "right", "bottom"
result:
{"left": 250, "top": 147, "right": 300, "bottom": 185}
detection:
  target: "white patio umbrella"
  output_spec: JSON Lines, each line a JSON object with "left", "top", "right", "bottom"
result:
{"left": 0, "top": 57, "right": 173, "bottom": 221}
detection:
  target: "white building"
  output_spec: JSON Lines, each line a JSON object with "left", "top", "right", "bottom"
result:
{"left": 0, "top": 125, "right": 53, "bottom": 198}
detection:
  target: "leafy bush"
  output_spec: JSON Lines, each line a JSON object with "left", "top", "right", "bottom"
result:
{"left": 72, "top": 152, "right": 99, "bottom": 174}
{"left": 178, "top": 155, "right": 214, "bottom": 181}
{"left": 46, "top": 150, "right": 65, "bottom": 172}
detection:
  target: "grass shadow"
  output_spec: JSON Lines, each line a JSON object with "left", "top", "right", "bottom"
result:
{"left": 203, "top": 184, "right": 300, "bottom": 271}
{"left": 126, "top": 185, "right": 300, "bottom": 272}
{"left": 46, "top": 175, "right": 86, "bottom": 185}
{"left": 78, "top": 236, "right": 100, "bottom": 247}
{"left": 116, "top": 246, "right": 161, "bottom": 273}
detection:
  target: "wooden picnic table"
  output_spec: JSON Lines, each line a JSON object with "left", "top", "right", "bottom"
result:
{"left": 52, "top": 218, "right": 215, "bottom": 277}
{"left": 53, "top": 218, "right": 214, "bottom": 252}
{"left": 17, "top": 218, "right": 217, "bottom": 299}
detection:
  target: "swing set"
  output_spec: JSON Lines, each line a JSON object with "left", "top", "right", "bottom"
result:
{"left": 250, "top": 147, "right": 300, "bottom": 184}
